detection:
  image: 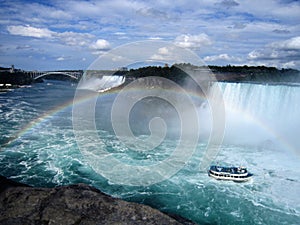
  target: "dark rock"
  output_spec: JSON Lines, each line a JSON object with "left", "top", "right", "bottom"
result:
{"left": 0, "top": 176, "right": 196, "bottom": 225}
{"left": 0, "top": 176, "right": 30, "bottom": 192}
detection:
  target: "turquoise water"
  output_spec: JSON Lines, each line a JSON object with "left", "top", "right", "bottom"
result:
{"left": 0, "top": 80, "right": 299, "bottom": 224}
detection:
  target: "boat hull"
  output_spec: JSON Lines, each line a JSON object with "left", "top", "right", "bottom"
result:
{"left": 208, "top": 171, "right": 253, "bottom": 182}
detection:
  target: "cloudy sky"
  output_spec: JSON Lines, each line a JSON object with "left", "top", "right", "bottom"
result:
{"left": 0, "top": 0, "right": 299, "bottom": 70}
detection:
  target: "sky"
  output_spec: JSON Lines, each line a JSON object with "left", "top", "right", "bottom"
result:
{"left": 0, "top": 0, "right": 300, "bottom": 71}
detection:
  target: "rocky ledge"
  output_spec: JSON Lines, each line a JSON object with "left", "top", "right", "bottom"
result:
{"left": 0, "top": 176, "right": 195, "bottom": 225}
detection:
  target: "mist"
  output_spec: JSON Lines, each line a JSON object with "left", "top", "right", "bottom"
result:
{"left": 78, "top": 73, "right": 300, "bottom": 158}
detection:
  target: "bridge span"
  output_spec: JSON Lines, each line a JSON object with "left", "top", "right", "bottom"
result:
{"left": 26, "top": 71, "right": 83, "bottom": 80}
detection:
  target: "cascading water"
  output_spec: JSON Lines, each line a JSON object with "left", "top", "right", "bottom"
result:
{"left": 78, "top": 75, "right": 125, "bottom": 92}
{"left": 205, "top": 82, "right": 300, "bottom": 151}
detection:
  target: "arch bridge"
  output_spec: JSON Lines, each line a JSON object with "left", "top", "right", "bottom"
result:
{"left": 28, "top": 71, "right": 83, "bottom": 81}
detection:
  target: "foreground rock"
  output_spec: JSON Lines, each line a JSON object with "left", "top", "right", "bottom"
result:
{"left": 0, "top": 176, "right": 195, "bottom": 225}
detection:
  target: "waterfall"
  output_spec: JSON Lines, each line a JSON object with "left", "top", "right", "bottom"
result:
{"left": 78, "top": 76, "right": 125, "bottom": 92}
{"left": 208, "top": 82, "right": 300, "bottom": 151}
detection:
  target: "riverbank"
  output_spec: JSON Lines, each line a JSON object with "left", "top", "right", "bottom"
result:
{"left": 0, "top": 176, "right": 196, "bottom": 225}
{"left": 1, "top": 65, "right": 299, "bottom": 88}
{"left": 0, "top": 71, "right": 33, "bottom": 86}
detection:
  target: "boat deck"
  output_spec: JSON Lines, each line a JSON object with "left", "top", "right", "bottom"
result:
{"left": 210, "top": 165, "right": 247, "bottom": 174}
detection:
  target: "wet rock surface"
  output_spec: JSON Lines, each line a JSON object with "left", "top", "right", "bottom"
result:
{"left": 0, "top": 176, "right": 195, "bottom": 225}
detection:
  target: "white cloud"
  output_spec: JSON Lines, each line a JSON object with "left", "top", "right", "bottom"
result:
{"left": 174, "top": 34, "right": 212, "bottom": 49}
{"left": 148, "top": 37, "right": 163, "bottom": 40}
{"left": 247, "top": 50, "right": 263, "bottom": 60}
{"left": 57, "top": 32, "right": 93, "bottom": 47}
{"left": 114, "top": 32, "right": 126, "bottom": 36}
{"left": 89, "top": 39, "right": 111, "bottom": 55}
{"left": 282, "top": 61, "right": 296, "bottom": 68}
{"left": 248, "top": 36, "right": 300, "bottom": 60}
{"left": 90, "top": 39, "right": 111, "bottom": 50}
{"left": 204, "top": 54, "right": 234, "bottom": 62}
{"left": 7, "top": 25, "right": 95, "bottom": 49}
{"left": 7, "top": 25, "right": 53, "bottom": 38}
{"left": 150, "top": 46, "right": 176, "bottom": 61}
{"left": 150, "top": 45, "right": 197, "bottom": 62}
{"left": 56, "top": 56, "right": 65, "bottom": 61}
{"left": 0, "top": 1, "right": 73, "bottom": 27}
{"left": 136, "top": 7, "right": 178, "bottom": 21}
{"left": 158, "top": 47, "right": 169, "bottom": 55}
{"left": 247, "top": 36, "right": 300, "bottom": 68}
{"left": 270, "top": 36, "right": 300, "bottom": 50}
{"left": 150, "top": 46, "right": 174, "bottom": 61}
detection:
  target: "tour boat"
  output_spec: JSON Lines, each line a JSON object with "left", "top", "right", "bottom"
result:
{"left": 208, "top": 165, "right": 253, "bottom": 182}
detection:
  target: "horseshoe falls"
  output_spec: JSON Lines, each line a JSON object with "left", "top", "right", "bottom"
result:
{"left": 0, "top": 79, "right": 299, "bottom": 225}
{"left": 217, "top": 82, "right": 300, "bottom": 150}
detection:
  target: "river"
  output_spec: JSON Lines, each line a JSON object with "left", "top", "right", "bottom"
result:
{"left": 0, "top": 78, "right": 299, "bottom": 224}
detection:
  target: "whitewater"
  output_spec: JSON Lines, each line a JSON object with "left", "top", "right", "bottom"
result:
{"left": 0, "top": 78, "right": 299, "bottom": 224}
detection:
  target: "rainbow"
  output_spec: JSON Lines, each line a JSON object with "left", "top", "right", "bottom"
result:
{"left": 4, "top": 84, "right": 299, "bottom": 160}
{"left": 223, "top": 107, "right": 300, "bottom": 159}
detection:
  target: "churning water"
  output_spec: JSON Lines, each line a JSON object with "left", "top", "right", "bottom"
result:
{"left": 0, "top": 79, "right": 299, "bottom": 224}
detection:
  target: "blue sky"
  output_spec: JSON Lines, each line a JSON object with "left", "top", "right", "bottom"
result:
{"left": 0, "top": 0, "right": 299, "bottom": 70}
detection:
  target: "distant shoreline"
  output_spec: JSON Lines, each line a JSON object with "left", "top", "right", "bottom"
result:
{"left": 1, "top": 64, "right": 299, "bottom": 88}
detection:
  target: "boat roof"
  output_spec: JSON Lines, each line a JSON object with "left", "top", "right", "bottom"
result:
{"left": 209, "top": 165, "right": 248, "bottom": 174}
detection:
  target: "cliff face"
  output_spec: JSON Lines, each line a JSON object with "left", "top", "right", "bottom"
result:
{"left": 0, "top": 176, "right": 195, "bottom": 225}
